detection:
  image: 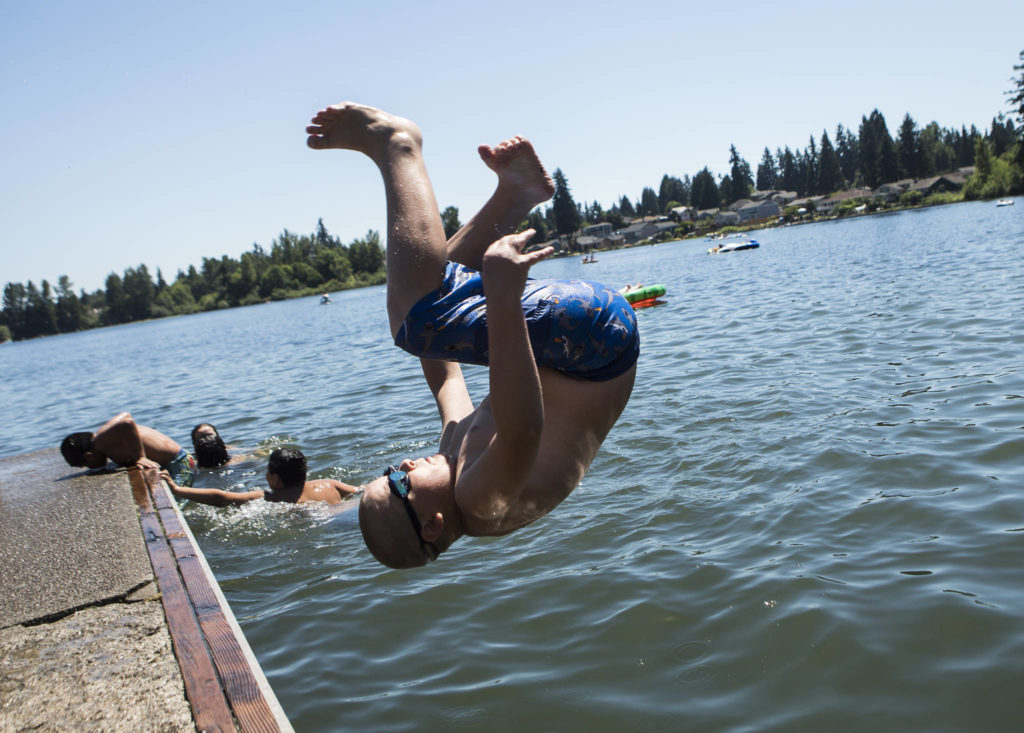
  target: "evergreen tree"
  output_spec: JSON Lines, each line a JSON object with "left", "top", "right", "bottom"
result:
{"left": 897, "top": 114, "right": 923, "bottom": 178}
{"left": 658, "top": 175, "right": 689, "bottom": 211}
{"left": 1005, "top": 49, "right": 1024, "bottom": 175}
{"left": 315, "top": 217, "right": 333, "bottom": 247}
{"left": 919, "top": 122, "right": 953, "bottom": 175}
{"left": 551, "top": 169, "right": 583, "bottom": 234}
{"left": 756, "top": 148, "right": 778, "bottom": 191}
{"left": 618, "top": 195, "right": 635, "bottom": 218}
{"left": 440, "top": 206, "right": 462, "bottom": 239}
{"left": 23, "top": 281, "right": 57, "bottom": 338}
{"left": 718, "top": 175, "right": 733, "bottom": 206}
{"left": 1007, "top": 49, "right": 1024, "bottom": 126}
{"left": 690, "top": 167, "right": 720, "bottom": 210}
{"left": 2, "top": 282, "right": 28, "bottom": 340}
{"left": 104, "top": 273, "right": 128, "bottom": 325}
{"left": 728, "top": 145, "right": 754, "bottom": 199}
{"left": 835, "top": 124, "right": 859, "bottom": 184}
{"left": 639, "top": 186, "right": 659, "bottom": 216}
{"left": 817, "top": 130, "right": 845, "bottom": 194}
{"left": 989, "top": 114, "right": 1015, "bottom": 156}
{"left": 526, "top": 209, "right": 549, "bottom": 242}
{"left": 779, "top": 147, "right": 801, "bottom": 192}
{"left": 803, "top": 136, "right": 818, "bottom": 195}
{"left": 859, "top": 109, "right": 899, "bottom": 187}
{"left": 123, "top": 265, "right": 155, "bottom": 322}
{"left": 55, "top": 275, "right": 84, "bottom": 333}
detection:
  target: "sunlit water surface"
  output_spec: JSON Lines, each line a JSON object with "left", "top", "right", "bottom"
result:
{"left": 2, "top": 201, "right": 1023, "bottom": 732}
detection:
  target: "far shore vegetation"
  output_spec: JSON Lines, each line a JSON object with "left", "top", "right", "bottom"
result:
{"left": 4, "top": 52, "right": 1024, "bottom": 345}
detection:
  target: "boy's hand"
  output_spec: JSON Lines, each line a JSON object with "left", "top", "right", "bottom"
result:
{"left": 481, "top": 229, "right": 554, "bottom": 301}
{"left": 137, "top": 457, "right": 160, "bottom": 470}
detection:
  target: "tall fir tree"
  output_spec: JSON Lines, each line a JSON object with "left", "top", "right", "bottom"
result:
{"left": 728, "top": 145, "right": 754, "bottom": 199}
{"left": 897, "top": 114, "right": 923, "bottom": 179}
{"left": 835, "top": 124, "right": 859, "bottom": 184}
{"left": 756, "top": 148, "right": 778, "bottom": 191}
{"left": 817, "top": 130, "right": 845, "bottom": 194}
{"left": 551, "top": 169, "right": 583, "bottom": 235}
{"left": 690, "top": 167, "right": 720, "bottom": 210}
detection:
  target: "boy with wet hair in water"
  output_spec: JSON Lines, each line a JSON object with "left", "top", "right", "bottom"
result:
{"left": 306, "top": 102, "right": 638, "bottom": 569}
{"left": 161, "top": 447, "right": 358, "bottom": 507}
{"left": 61, "top": 412, "right": 198, "bottom": 487}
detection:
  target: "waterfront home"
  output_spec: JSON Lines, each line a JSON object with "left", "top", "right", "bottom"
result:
{"left": 738, "top": 199, "right": 782, "bottom": 222}
{"left": 581, "top": 222, "right": 614, "bottom": 238}
{"left": 816, "top": 188, "right": 874, "bottom": 215}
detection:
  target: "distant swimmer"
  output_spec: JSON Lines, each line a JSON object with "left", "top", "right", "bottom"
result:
{"left": 306, "top": 102, "right": 638, "bottom": 569}
{"left": 61, "top": 412, "right": 198, "bottom": 487}
{"left": 161, "top": 447, "right": 358, "bottom": 507}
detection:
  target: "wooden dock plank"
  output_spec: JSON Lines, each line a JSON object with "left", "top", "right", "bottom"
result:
{"left": 131, "top": 468, "right": 237, "bottom": 732}
{"left": 137, "top": 466, "right": 290, "bottom": 732}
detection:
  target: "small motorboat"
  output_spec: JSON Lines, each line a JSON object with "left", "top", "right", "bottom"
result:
{"left": 709, "top": 239, "right": 759, "bottom": 254}
{"left": 996, "top": 199, "right": 1014, "bottom": 207}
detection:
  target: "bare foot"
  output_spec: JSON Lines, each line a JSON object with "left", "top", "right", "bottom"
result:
{"left": 478, "top": 136, "right": 555, "bottom": 208}
{"left": 305, "top": 102, "right": 422, "bottom": 163}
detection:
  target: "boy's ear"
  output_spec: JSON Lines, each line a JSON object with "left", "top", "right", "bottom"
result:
{"left": 422, "top": 512, "right": 444, "bottom": 542}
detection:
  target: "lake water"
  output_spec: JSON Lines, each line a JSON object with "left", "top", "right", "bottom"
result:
{"left": 2, "top": 200, "right": 1022, "bottom": 732}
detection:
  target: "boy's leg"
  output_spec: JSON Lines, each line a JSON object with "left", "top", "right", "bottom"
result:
{"left": 445, "top": 136, "right": 555, "bottom": 271}
{"left": 307, "top": 103, "right": 448, "bottom": 338}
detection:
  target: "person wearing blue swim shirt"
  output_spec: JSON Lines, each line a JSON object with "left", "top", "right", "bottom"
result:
{"left": 307, "top": 103, "right": 638, "bottom": 569}
{"left": 60, "top": 411, "right": 198, "bottom": 487}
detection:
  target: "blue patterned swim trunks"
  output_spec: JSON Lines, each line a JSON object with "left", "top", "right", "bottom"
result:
{"left": 394, "top": 262, "right": 639, "bottom": 381}
{"left": 165, "top": 448, "right": 197, "bottom": 488}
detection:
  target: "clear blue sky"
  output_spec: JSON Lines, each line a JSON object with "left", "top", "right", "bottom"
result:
{"left": 3, "top": 0, "right": 1022, "bottom": 293}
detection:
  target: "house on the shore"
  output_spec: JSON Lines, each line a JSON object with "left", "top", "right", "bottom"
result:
{"left": 620, "top": 217, "right": 677, "bottom": 244}
{"left": 816, "top": 188, "right": 874, "bottom": 215}
{"left": 670, "top": 205, "right": 694, "bottom": 221}
{"left": 872, "top": 168, "right": 973, "bottom": 202}
{"left": 738, "top": 199, "right": 781, "bottom": 222}
{"left": 714, "top": 210, "right": 740, "bottom": 226}
{"left": 789, "top": 195, "right": 826, "bottom": 212}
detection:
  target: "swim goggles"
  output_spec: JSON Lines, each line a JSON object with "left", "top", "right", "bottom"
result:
{"left": 383, "top": 466, "right": 439, "bottom": 562}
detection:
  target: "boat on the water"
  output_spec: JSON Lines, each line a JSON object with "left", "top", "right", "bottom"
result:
{"left": 582, "top": 252, "right": 598, "bottom": 263}
{"left": 996, "top": 199, "right": 1014, "bottom": 207}
{"left": 709, "top": 239, "right": 759, "bottom": 254}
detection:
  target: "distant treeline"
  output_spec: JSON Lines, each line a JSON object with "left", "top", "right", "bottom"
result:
{"left": 521, "top": 109, "right": 1023, "bottom": 246}
{"left": 1, "top": 221, "right": 384, "bottom": 342}
{"left": 4, "top": 51, "right": 1024, "bottom": 343}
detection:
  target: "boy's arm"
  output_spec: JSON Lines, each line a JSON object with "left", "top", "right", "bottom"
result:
{"left": 91, "top": 412, "right": 145, "bottom": 465}
{"left": 160, "top": 472, "right": 264, "bottom": 507}
{"left": 325, "top": 479, "right": 360, "bottom": 497}
{"left": 420, "top": 358, "right": 474, "bottom": 453}
{"left": 456, "top": 231, "right": 553, "bottom": 521}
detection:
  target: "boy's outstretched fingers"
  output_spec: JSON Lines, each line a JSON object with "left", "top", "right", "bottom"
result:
{"left": 522, "top": 245, "right": 555, "bottom": 265}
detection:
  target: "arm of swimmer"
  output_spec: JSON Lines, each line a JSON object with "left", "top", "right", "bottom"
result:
{"left": 324, "top": 479, "right": 360, "bottom": 497}
{"left": 457, "top": 233, "right": 551, "bottom": 520}
{"left": 161, "top": 472, "right": 265, "bottom": 507}
{"left": 92, "top": 412, "right": 146, "bottom": 466}
{"left": 420, "top": 358, "right": 474, "bottom": 452}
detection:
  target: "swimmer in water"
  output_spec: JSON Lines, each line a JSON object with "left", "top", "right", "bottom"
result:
{"left": 161, "top": 448, "right": 358, "bottom": 506}
{"left": 61, "top": 412, "right": 199, "bottom": 487}
{"left": 306, "top": 102, "right": 638, "bottom": 569}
